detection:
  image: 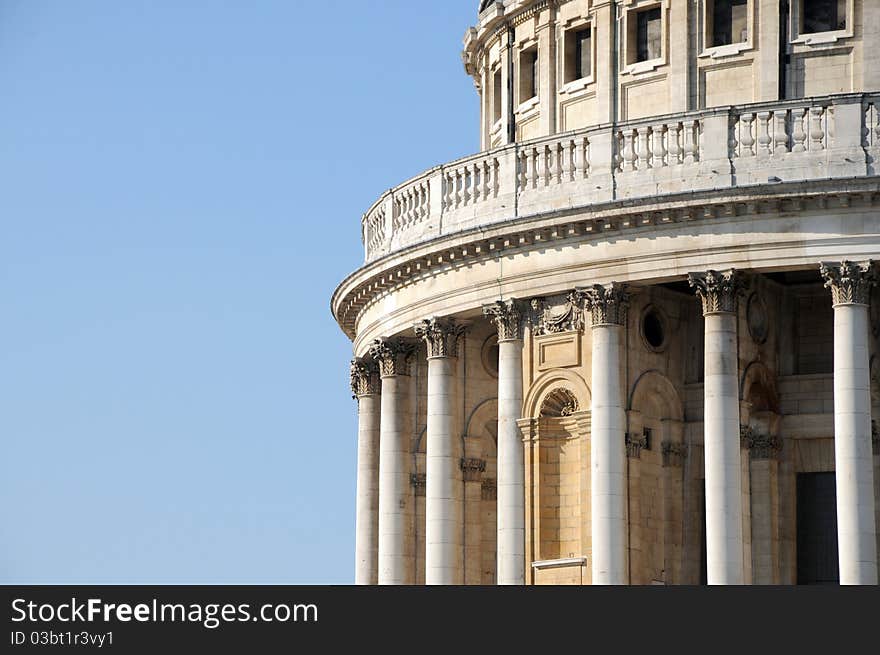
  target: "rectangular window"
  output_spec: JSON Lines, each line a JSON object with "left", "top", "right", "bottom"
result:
{"left": 519, "top": 48, "right": 538, "bottom": 103}
{"left": 636, "top": 7, "right": 662, "bottom": 62}
{"left": 803, "top": 0, "right": 846, "bottom": 34}
{"left": 711, "top": 0, "right": 749, "bottom": 47}
{"left": 564, "top": 27, "right": 592, "bottom": 83}
{"left": 492, "top": 70, "right": 503, "bottom": 123}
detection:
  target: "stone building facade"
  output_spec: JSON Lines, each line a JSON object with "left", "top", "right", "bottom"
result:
{"left": 334, "top": 0, "right": 880, "bottom": 585}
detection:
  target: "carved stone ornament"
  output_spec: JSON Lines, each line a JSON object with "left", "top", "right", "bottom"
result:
{"left": 350, "top": 357, "right": 380, "bottom": 398}
{"left": 688, "top": 269, "right": 746, "bottom": 315}
{"left": 661, "top": 441, "right": 688, "bottom": 468}
{"left": 529, "top": 291, "right": 586, "bottom": 336}
{"left": 410, "top": 473, "right": 426, "bottom": 497}
{"left": 741, "top": 425, "right": 782, "bottom": 460}
{"left": 460, "top": 458, "right": 487, "bottom": 482}
{"left": 579, "top": 283, "right": 629, "bottom": 326}
{"left": 481, "top": 477, "right": 497, "bottom": 501}
{"left": 482, "top": 298, "right": 525, "bottom": 341}
{"left": 819, "top": 260, "right": 878, "bottom": 307}
{"left": 625, "top": 432, "right": 648, "bottom": 459}
{"left": 369, "top": 337, "right": 417, "bottom": 377}
{"left": 539, "top": 388, "right": 579, "bottom": 418}
{"left": 414, "top": 317, "right": 467, "bottom": 358}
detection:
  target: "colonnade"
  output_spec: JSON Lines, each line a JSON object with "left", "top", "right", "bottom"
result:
{"left": 350, "top": 262, "right": 878, "bottom": 585}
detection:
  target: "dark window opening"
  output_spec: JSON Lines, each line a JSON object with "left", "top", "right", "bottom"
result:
{"left": 575, "top": 29, "right": 591, "bottom": 80}
{"left": 803, "top": 0, "right": 846, "bottom": 34}
{"left": 636, "top": 7, "right": 662, "bottom": 62}
{"left": 492, "top": 70, "right": 503, "bottom": 123}
{"left": 711, "top": 0, "right": 749, "bottom": 47}
{"left": 796, "top": 472, "right": 839, "bottom": 585}
{"left": 519, "top": 48, "right": 538, "bottom": 102}
{"left": 642, "top": 309, "right": 665, "bottom": 349}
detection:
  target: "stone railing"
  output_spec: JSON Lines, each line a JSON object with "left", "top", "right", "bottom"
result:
{"left": 361, "top": 93, "right": 878, "bottom": 262}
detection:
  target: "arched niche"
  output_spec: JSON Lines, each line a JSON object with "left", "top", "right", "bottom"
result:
{"left": 628, "top": 370, "right": 684, "bottom": 421}
{"left": 523, "top": 369, "right": 592, "bottom": 420}
{"left": 740, "top": 360, "right": 780, "bottom": 415}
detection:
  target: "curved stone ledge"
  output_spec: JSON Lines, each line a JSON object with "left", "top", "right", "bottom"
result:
{"left": 335, "top": 174, "right": 880, "bottom": 345}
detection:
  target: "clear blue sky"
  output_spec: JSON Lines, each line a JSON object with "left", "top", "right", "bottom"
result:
{"left": 0, "top": 0, "right": 478, "bottom": 584}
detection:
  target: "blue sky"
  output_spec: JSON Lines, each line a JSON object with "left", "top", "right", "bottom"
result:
{"left": 0, "top": 0, "right": 478, "bottom": 584}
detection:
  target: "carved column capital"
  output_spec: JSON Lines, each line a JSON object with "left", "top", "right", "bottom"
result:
{"left": 819, "top": 260, "right": 877, "bottom": 307}
{"left": 741, "top": 425, "right": 782, "bottom": 461}
{"left": 579, "top": 282, "right": 629, "bottom": 327}
{"left": 368, "top": 337, "right": 417, "bottom": 377}
{"left": 625, "top": 432, "right": 647, "bottom": 459}
{"left": 483, "top": 298, "right": 526, "bottom": 341}
{"left": 481, "top": 477, "right": 497, "bottom": 501}
{"left": 350, "top": 356, "right": 381, "bottom": 398}
{"left": 661, "top": 441, "right": 688, "bottom": 468}
{"left": 460, "top": 458, "right": 487, "bottom": 482}
{"left": 414, "top": 317, "right": 467, "bottom": 358}
{"left": 688, "top": 269, "right": 746, "bottom": 315}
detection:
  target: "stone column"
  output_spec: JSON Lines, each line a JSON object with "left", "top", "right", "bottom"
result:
{"left": 661, "top": 424, "right": 687, "bottom": 584}
{"left": 582, "top": 283, "right": 629, "bottom": 585}
{"left": 483, "top": 299, "right": 526, "bottom": 585}
{"left": 820, "top": 261, "right": 879, "bottom": 585}
{"left": 350, "top": 357, "right": 381, "bottom": 585}
{"left": 688, "top": 269, "right": 746, "bottom": 585}
{"left": 369, "top": 337, "right": 417, "bottom": 585}
{"left": 414, "top": 317, "right": 466, "bottom": 585}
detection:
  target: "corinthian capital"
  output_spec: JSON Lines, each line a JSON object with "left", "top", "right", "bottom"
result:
{"left": 350, "top": 356, "right": 381, "bottom": 398}
{"left": 579, "top": 283, "right": 629, "bottom": 326}
{"left": 819, "top": 260, "right": 877, "bottom": 307}
{"left": 414, "top": 317, "right": 467, "bottom": 358}
{"left": 688, "top": 269, "right": 746, "bottom": 315}
{"left": 483, "top": 298, "right": 525, "bottom": 341}
{"left": 368, "top": 337, "right": 417, "bottom": 377}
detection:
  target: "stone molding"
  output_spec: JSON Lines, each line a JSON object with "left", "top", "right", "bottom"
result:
{"left": 350, "top": 357, "right": 381, "bottom": 398}
{"left": 369, "top": 337, "right": 417, "bottom": 377}
{"left": 688, "top": 269, "right": 746, "bottom": 315}
{"left": 579, "top": 283, "right": 629, "bottom": 327}
{"left": 333, "top": 181, "right": 880, "bottom": 340}
{"left": 819, "top": 260, "right": 877, "bottom": 307}
{"left": 483, "top": 298, "right": 526, "bottom": 341}
{"left": 460, "top": 458, "right": 487, "bottom": 482}
{"left": 741, "top": 425, "right": 783, "bottom": 460}
{"left": 414, "top": 317, "right": 467, "bottom": 358}
{"left": 661, "top": 441, "right": 688, "bottom": 468}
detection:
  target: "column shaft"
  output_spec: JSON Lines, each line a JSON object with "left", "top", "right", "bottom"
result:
{"left": 425, "top": 355, "right": 461, "bottom": 584}
{"left": 354, "top": 393, "right": 380, "bottom": 584}
{"left": 377, "top": 373, "right": 413, "bottom": 584}
{"left": 833, "top": 303, "right": 878, "bottom": 584}
{"left": 497, "top": 338, "right": 525, "bottom": 584}
{"left": 703, "top": 311, "right": 744, "bottom": 584}
{"left": 591, "top": 324, "right": 627, "bottom": 584}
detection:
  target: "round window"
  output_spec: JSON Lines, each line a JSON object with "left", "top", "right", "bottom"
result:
{"left": 481, "top": 334, "right": 499, "bottom": 378}
{"left": 641, "top": 307, "right": 666, "bottom": 351}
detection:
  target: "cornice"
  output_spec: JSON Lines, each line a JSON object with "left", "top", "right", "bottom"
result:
{"left": 331, "top": 177, "right": 880, "bottom": 340}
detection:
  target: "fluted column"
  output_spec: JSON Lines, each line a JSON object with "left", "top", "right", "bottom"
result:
{"left": 820, "top": 261, "right": 879, "bottom": 585}
{"left": 351, "top": 357, "right": 381, "bottom": 585}
{"left": 689, "top": 269, "right": 746, "bottom": 585}
{"left": 414, "top": 317, "right": 467, "bottom": 585}
{"left": 483, "top": 299, "right": 526, "bottom": 585}
{"left": 582, "top": 283, "right": 629, "bottom": 585}
{"left": 369, "top": 337, "right": 417, "bottom": 585}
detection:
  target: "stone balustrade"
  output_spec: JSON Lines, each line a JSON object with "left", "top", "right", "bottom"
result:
{"left": 360, "top": 93, "right": 880, "bottom": 263}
